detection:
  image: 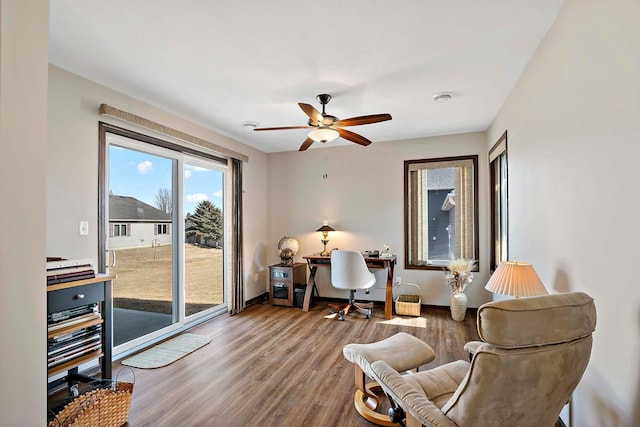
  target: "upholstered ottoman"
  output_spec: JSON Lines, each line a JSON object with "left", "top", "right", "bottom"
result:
{"left": 343, "top": 332, "right": 435, "bottom": 426}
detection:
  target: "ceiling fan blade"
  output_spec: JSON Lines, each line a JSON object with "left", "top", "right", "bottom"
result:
{"left": 338, "top": 128, "right": 372, "bottom": 147}
{"left": 253, "top": 125, "right": 312, "bottom": 131}
{"left": 334, "top": 113, "right": 392, "bottom": 127}
{"left": 299, "top": 137, "right": 314, "bottom": 151}
{"left": 299, "top": 103, "right": 322, "bottom": 125}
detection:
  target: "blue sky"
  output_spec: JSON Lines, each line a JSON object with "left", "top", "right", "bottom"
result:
{"left": 109, "top": 145, "right": 223, "bottom": 215}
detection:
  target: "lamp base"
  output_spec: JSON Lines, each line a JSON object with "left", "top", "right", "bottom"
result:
{"left": 320, "top": 240, "right": 330, "bottom": 257}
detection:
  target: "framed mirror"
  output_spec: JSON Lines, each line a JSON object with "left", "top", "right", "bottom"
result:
{"left": 404, "top": 155, "right": 479, "bottom": 270}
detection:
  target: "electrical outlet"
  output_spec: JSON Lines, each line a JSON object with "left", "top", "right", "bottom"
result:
{"left": 395, "top": 277, "right": 401, "bottom": 285}
{"left": 79, "top": 221, "right": 89, "bottom": 236}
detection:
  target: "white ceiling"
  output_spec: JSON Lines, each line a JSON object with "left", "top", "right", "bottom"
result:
{"left": 49, "top": 0, "right": 564, "bottom": 153}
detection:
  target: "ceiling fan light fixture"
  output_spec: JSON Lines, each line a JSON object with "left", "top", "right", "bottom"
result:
{"left": 308, "top": 126, "right": 339, "bottom": 143}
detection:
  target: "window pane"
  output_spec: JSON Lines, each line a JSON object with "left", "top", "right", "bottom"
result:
{"left": 490, "top": 149, "right": 508, "bottom": 271}
{"left": 184, "top": 161, "right": 225, "bottom": 317}
{"left": 108, "top": 143, "right": 176, "bottom": 347}
{"left": 499, "top": 154, "right": 508, "bottom": 261}
{"left": 405, "top": 156, "right": 478, "bottom": 269}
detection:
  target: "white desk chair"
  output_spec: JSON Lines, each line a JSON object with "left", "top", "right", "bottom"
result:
{"left": 329, "top": 250, "right": 376, "bottom": 321}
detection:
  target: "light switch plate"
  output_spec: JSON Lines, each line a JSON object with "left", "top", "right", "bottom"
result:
{"left": 79, "top": 221, "right": 89, "bottom": 236}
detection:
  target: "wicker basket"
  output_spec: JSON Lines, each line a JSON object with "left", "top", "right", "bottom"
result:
{"left": 48, "top": 371, "right": 134, "bottom": 427}
{"left": 394, "top": 283, "right": 422, "bottom": 316}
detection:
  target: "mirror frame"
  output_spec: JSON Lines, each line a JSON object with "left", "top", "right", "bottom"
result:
{"left": 403, "top": 155, "right": 479, "bottom": 270}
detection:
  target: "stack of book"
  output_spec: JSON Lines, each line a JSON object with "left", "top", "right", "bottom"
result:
{"left": 46, "top": 258, "right": 96, "bottom": 285}
{"left": 47, "top": 303, "right": 102, "bottom": 369}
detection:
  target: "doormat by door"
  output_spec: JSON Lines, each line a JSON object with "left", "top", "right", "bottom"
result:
{"left": 121, "top": 333, "right": 211, "bottom": 369}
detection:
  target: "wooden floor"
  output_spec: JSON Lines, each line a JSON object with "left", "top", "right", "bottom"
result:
{"left": 117, "top": 301, "right": 479, "bottom": 427}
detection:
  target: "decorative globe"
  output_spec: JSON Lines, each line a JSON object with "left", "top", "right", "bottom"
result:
{"left": 277, "top": 236, "right": 299, "bottom": 265}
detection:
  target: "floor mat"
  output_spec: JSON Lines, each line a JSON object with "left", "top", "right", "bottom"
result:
{"left": 121, "top": 333, "right": 211, "bottom": 369}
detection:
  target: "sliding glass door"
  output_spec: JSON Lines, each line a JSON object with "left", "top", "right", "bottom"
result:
{"left": 183, "top": 158, "right": 226, "bottom": 317}
{"left": 108, "top": 141, "right": 177, "bottom": 347}
{"left": 101, "top": 125, "right": 227, "bottom": 354}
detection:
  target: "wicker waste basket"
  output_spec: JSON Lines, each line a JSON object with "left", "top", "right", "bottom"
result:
{"left": 394, "top": 283, "right": 422, "bottom": 316}
{"left": 48, "top": 369, "right": 134, "bottom": 427}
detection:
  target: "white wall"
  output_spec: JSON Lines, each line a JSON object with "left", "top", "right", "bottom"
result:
{"left": 488, "top": 0, "right": 640, "bottom": 425}
{"left": 0, "top": 0, "right": 49, "bottom": 424}
{"left": 47, "top": 65, "right": 269, "bottom": 301}
{"left": 267, "top": 132, "right": 491, "bottom": 308}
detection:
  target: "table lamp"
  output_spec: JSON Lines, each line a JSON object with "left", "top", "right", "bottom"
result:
{"left": 316, "top": 221, "right": 335, "bottom": 256}
{"left": 485, "top": 260, "right": 548, "bottom": 298}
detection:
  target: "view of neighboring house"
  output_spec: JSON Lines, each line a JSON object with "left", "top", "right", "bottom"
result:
{"left": 109, "top": 195, "right": 172, "bottom": 249}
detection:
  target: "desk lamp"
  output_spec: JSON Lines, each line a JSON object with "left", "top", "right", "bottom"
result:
{"left": 485, "top": 260, "right": 548, "bottom": 298}
{"left": 316, "top": 221, "right": 335, "bottom": 256}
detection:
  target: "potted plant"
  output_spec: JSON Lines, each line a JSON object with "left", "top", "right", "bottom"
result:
{"left": 445, "top": 258, "right": 476, "bottom": 321}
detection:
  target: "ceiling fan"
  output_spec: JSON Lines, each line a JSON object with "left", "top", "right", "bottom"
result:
{"left": 254, "top": 94, "right": 392, "bottom": 151}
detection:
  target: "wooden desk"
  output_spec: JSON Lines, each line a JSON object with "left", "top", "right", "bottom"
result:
{"left": 302, "top": 254, "right": 397, "bottom": 320}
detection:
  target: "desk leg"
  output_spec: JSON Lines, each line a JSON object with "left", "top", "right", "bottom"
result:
{"left": 385, "top": 262, "right": 394, "bottom": 319}
{"left": 303, "top": 265, "right": 317, "bottom": 312}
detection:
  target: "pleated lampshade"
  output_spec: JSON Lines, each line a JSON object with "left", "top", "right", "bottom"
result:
{"left": 485, "top": 261, "right": 548, "bottom": 298}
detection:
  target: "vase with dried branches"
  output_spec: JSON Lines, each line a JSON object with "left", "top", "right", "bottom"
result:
{"left": 445, "top": 258, "right": 476, "bottom": 321}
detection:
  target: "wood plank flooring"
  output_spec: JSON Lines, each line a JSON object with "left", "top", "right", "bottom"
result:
{"left": 117, "top": 301, "right": 479, "bottom": 427}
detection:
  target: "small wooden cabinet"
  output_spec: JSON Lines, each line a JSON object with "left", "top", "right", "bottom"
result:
{"left": 269, "top": 263, "right": 306, "bottom": 306}
{"left": 47, "top": 275, "right": 114, "bottom": 391}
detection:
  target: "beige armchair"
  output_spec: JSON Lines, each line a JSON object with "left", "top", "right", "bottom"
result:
{"left": 370, "top": 292, "right": 596, "bottom": 427}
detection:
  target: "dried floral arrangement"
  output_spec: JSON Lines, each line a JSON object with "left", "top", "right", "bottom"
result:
{"left": 445, "top": 258, "right": 477, "bottom": 293}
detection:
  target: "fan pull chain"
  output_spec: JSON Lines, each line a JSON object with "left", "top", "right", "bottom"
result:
{"left": 323, "top": 154, "right": 328, "bottom": 180}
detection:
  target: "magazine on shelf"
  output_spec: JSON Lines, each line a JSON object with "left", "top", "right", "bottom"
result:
{"left": 47, "top": 312, "right": 101, "bottom": 331}
{"left": 48, "top": 334, "right": 101, "bottom": 358}
{"left": 48, "top": 328, "right": 101, "bottom": 352}
{"left": 48, "top": 324, "right": 101, "bottom": 343}
{"left": 47, "top": 340, "right": 102, "bottom": 362}
{"left": 47, "top": 272, "right": 96, "bottom": 285}
{"left": 46, "top": 258, "right": 93, "bottom": 271}
{"left": 47, "top": 343, "right": 102, "bottom": 368}
{"left": 48, "top": 304, "right": 98, "bottom": 323}
{"left": 46, "top": 267, "right": 96, "bottom": 279}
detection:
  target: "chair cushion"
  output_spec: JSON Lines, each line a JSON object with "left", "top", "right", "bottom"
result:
{"left": 343, "top": 332, "right": 435, "bottom": 378}
{"left": 408, "top": 360, "right": 470, "bottom": 409}
{"left": 370, "top": 360, "right": 458, "bottom": 427}
{"left": 477, "top": 291, "right": 596, "bottom": 348}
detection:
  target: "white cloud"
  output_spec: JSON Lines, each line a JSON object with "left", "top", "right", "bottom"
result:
{"left": 137, "top": 160, "right": 153, "bottom": 174}
{"left": 184, "top": 170, "right": 192, "bottom": 179}
{"left": 186, "top": 193, "right": 209, "bottom": 203}
{"left": 213, "top": 190, "right": 223, "bottom": 198}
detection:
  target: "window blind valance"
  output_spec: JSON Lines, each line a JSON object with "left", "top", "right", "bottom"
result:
{"left": 489, "top": 131, "right": 507, "bottom": 163}
{"left": 407, "top": 158, "right": 474, "bottom": 171}
{"left": 99, "top": 103, "right": 249, "bottom": 163}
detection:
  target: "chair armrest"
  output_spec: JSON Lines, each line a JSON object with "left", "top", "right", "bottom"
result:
{"left": 463, "top": 340, "right": 484, "bottom": 356}
{"left": 370, "top": 360, "right": 457, "bottom": 427}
